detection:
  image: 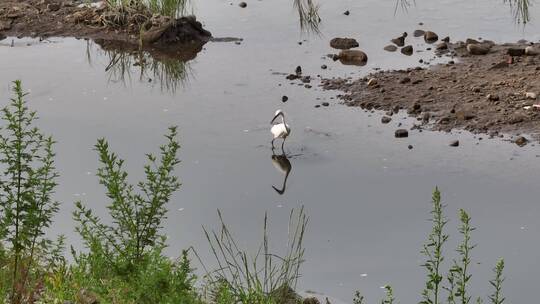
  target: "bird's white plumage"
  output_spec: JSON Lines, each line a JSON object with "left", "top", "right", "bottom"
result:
{"left": 271, "top": 123, "right": 290, "bottom": 139}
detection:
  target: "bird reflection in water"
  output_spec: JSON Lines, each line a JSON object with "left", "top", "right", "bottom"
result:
{"left": 271, "top": 151, "right": 292, "bottom": 195}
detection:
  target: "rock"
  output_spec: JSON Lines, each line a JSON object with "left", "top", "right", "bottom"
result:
{"left": 337, "top": 50, "right": 368, "bottom": 66}
{"left": 487, "top": 94, "right": 500, "bottom": 101}
{"left": 321, "top": 64, "right": 327, "bottom": 69}
{"left": 422, "top": 112, "right": 430, "bottom": 124}
{"left": 424, "top": 31, "right": 438, "bottom": 43}
{"left": 140, "top": 16, "right": 212, "bottom": 46}
{"left": 384, "top": 45, "right": 398, "bottom": 52}
{"left": 441, "top": 36, "right": 450, "bottom": 43}
{"left": 399, "top": 77, "right": 411, "bottom": 84}
{"left": 515, "top": 136, "right": 528, "bottom": 147}
{"left": 322, "top": 102, "right": 330, "bottom": 107}
{"left": 330, "top": 37, "right": 359, "bottom": 50}
{"left": 367, "top": 78, "right": 377, "bottom": 86}
{"left": 507, "top": 48, "right": 525, "bottom": 56}
{"left": 456, "top": 110, "right": 476, "bottom": 121}
{"left": 343, "top": 10, "right": 350, "bottom": 15}
{"left": 303, "top": 298, "right": 321, "bottom": 304}
{"left": 47, "top": 3, "right": 61, "bottom": 11}
{"left": 239, "top": 2, "right": 247, "bottom": 8}
{"left": 282, "top": 96, "right": 288, "bottom": 102}
{"left": 467, "top": 43, "right": 490, "bottom": 55}
{"left": 466, "top": 38, "right": 480, "bottom": 45}
{"left": 435, "top": 42, "right": 448, "bottom": 50}
{"left": 401, "top": 45, "right": 413, "bottom": 56}
{"left": 395, "top": 129, "right": 409, "bottom": 138}
{"left": 391, "top": 32, "right": 407, "bottom": 47}
{"left": 525, "top": 92, "right": 537, "bottom": 99}
{"left": 295, "top": 66, "right": 302, "bottom": 75}
{"left": 413, "top": 29, "right": 425, "bottom": 37}
{"left": 408, "top": 144, "right": 413, "bottom": 149}
{"left": 449, "top": 140, "right": 460, "bottom": 147}
{"left": 381, "top": 116, "right": 392, "bottom": 124}
{"left": 525, "top": 46, "right": 540, "bottom": 56}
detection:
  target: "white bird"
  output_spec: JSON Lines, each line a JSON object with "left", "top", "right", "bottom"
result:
{"left": 270, "top": 109, "right": 291, "bottom": 151}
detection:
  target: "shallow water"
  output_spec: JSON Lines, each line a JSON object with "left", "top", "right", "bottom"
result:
{"left": 1, "top": 0, "right": 540, "bottom": 303}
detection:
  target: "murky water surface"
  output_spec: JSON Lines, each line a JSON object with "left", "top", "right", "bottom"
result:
{"left": 2, "top": 0, "right": 540, "bottom": 302}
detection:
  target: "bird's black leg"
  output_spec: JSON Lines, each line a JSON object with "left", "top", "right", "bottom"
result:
{"left": 281, "top": 138, "right": 286, "bottom": 154}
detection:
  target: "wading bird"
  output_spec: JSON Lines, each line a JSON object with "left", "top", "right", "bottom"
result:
{"left": 270, "top": 109, "right": 291, "bottom": 151}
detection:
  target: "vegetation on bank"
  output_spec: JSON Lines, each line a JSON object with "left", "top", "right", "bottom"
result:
{"left": 0, "top": 81, "right": 509, "bottom": 304}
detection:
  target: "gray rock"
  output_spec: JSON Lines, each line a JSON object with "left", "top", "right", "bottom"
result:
{"left": 449, "top": 140, "right": 459, "bottom": 147}
{"left": 239, "top": 2, "right": 247, "bottom": 8}
{"left": 337, "top": 50, "right": 368, "bottom": 66}
{"left": 384, "top": 45, "right": 398, "bottom": 52}
{"left": 395, "top": 129, "right": 409, "bottom": 138}
{"left": 401, "top": 45, "right": 413, "bottom": 56}
{"left": 381, "top": 116, "right": 392, "bottom": 124}
{"left": 507, "top": 48, "right": 525, "bottom": 56}
{"left": 424, "top": 31, "right": 438, "bottom": 43}
{"left": 467, "top": 43, "right": 490, "bottom": 55}
{"left": 436, "top": 42, "right": 448, "bottom": 50}
{"left": 525, "top": 46, "right": 540, "bottom": 56}
{"left": 330, "top": 37, "right": 359, "bottom": 50}
{"left": 391, "top": 32, "right": 408, "bottom": 47}
{"left": 515, "top": 136, "right": 528, "bottom": 147}
{"left": 282, "top": 96, "right": 288, "bottom": 102}
{"left": 413, "top": 29, "right": 425, "bottom": 37}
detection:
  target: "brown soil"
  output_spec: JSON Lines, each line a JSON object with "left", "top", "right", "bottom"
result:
{"left": 321, "top": 41, "right": 540, "bottom": 142}
{"left": 0, "top": 0, "right": 211, "bottom": 55}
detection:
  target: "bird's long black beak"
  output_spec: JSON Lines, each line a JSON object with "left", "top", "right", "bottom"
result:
{"left": 270, "top": 114, "right": 279, "bottom": 124}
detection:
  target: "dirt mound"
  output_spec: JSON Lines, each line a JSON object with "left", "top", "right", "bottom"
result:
{"left": 322, "top": 42, "right": 540, "bottom": 141}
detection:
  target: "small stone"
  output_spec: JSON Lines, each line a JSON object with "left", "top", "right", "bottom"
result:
{"left": 525, "top": 46, "right": 540, "bottom": 56}
{"left": 413, "top": 29, "right": 425, "bottom": 37}
{"left": 467, "top": 43, "right": 490, "bottom": 55}
{"left": 424, "top": 31, "right": 438, "bottom": 43}
{"left": 343, "top": 10, "right": 350, "bottom": 15}
{"left": 408, "top": 144, "right": 413, "bottom": 149}
{"left": 338, "top": 50, "right": 368, "bottom": 65}
{"left": 295, "top": 66, "right": 302, "bottom": 75}
{"left": 436, "top": 42, "right": 448, "bottom": 50}
{"left": 321, "top": 102, "right": 330, "bottom": 107}
{"left": 239, "top": 2, "right": 247, "bottom": 7}
{"left": 47, "top": 3, "right": 61, "bottom": 11}
{"left": 441, "top": 36, "right": 450, "bottom": 43}
{"left": 466, "top": 38, "right": 480, "bottom": 45}
{"left": 401, "top": 45, "right": 413, "bottom": 56}
{"left": 395, "top": 129, "right": 409, "bottom": 138}
{"left": 526, "top": 92, "right": 537, "bottom": 99}
{"left": 507, "top": 48, "right": 525, "bottom": 56}
{"left": 487, "top": 94, "right": 500, "bottom": 101}
{"left": 384, "top": 45, "right": 398, "bottom": 52}
{"left": 449, "top": 140, "right": 459, "bottom": 147}
{"left": 321, "top": 64, "right": 327, "bottom": 69}
{"left": 367, "top": 78, "right": 378, "bottom": 86}
{"left": 391, "top": 32, "right": 408, "bottom": 47}
{"left": 303, "top": 297, "right": 321, "bottom": 304}
{"left": 330, "top": 37, "right": 359, "bottom": 49}
{"left": 399, "top": 77, "right": 411, "bottom": 84}
{"left": 282, "top": 96, "right": 288, "bottom": 102}
{"left": 381, "top": 116, "right": 392, "bottom": 124}
{"left": 515, "top": 136, "right": 528, "bottom": 147}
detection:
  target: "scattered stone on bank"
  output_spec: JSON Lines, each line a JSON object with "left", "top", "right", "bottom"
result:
{"left": 395, "top": 129, "right": 409, "bottom": 138}
{"left": 367, "top": 78, "right": 377, "bottom": 86}
{"left": 322, "top": 102, "right": 330, "bottom": 106}
{"left": 515, "top": 136, "right": 528, "bottom": 147}
{"left": 408, "top": 144, "right": 413, "bottom": 149}
{"left": 47, "top": 3, "right": 61, "bottom": 11}
{"left": 239, "top": 2, "right": 247, "bottom": 8}
{"left": 321, "top": 64, "right": 327, "bottom": 69}
{"left": 391, "top": 32, "right": 407, "bottom": 47}
{"left": 507, "top": 47, "right": 525, "bottom": 56}
{"left": 282, "top": 95, "right": 288, "bottom": 102}
{"left": 525, "top": 46, "right": 540, "bottom": 56}
{"left": 436, "top": 42, "right": 448, "bottom": 51}
{"left": 384, "top": 45, "right": 398, "bottom": 52}
{"left": 303, "top": 297, "right": 321, "bottom": 304}
{"left": 413, "top": 29, "right": 425, "bottom": 37}
{"left": 399, "top": 77, "right": 411, "bottom": 84}
{"left": 525, "top": 92, "right": 537, "bottom": 100}
{"left": 449, "top": 140, "right": 459, "bottom": 147}
{"left": 442, "top": 36, "right": 450, "bottom": 43}
{"left": 424, "top": 31, "right": 438, "bottom": 43}
{"left": 343, "top": 10, "right": 350, "bottom": 15}
{"left": 466, "top": 38, "right": 480, "bottom": 45}
{"left": 401, "top": 45, "right": 413, "bottom": 56}
{"left": 295, "top": 66, "right": 302, "bottom": 75}
{"left": 336, "top": 50, "right": 368, "bottom": 66}
{"left": 467, "top": 43, "right": 491, "bottom": 55}
{"left": 381, "top": 116, "right": 392, "bottom": 123}
{"left": 487, "top": 94, "right": 499, "bottom": 101}
{"left": 330, "top": 37, "right": 359, "bottom": 50}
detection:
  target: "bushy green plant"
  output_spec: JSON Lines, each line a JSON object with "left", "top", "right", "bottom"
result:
{"left": 0, "top": 80, "right": 62, "bottom": 304}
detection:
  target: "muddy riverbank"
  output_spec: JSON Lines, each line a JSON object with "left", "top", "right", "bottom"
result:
{"left": 321, "top": 40, "right": 540, "bottom": 144}
{"left": 0, "top": 0, "right": 211, "bottom": 53}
